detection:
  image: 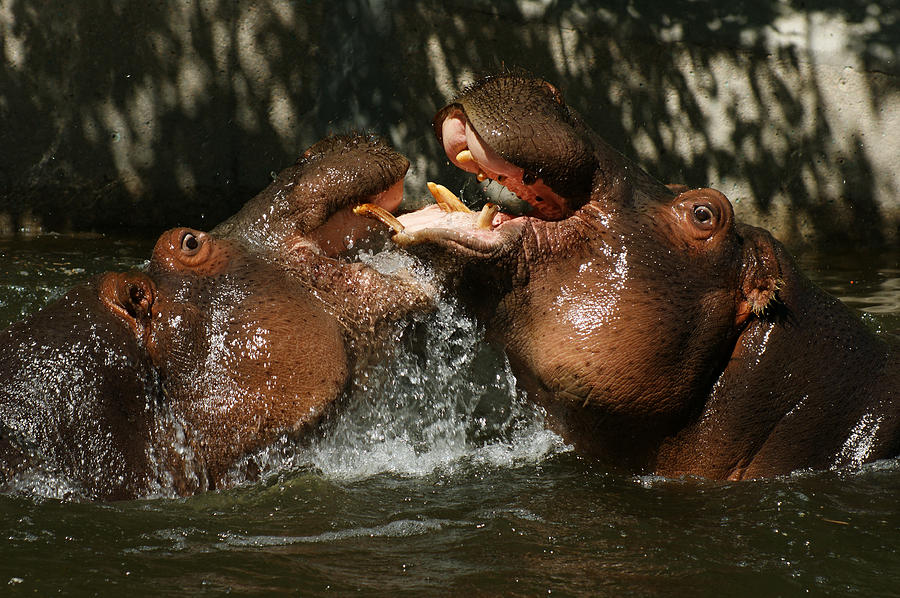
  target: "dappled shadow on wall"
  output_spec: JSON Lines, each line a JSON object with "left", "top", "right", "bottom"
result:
{"left": 0, "top": 0, "right": 896, "bottom": 246}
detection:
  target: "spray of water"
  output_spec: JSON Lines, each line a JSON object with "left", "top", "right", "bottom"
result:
{"left": 306, "top": 296, "right": 562, "bottom": 480}
{"left": 228, "top": 248, "right": 566, "bottom": 485}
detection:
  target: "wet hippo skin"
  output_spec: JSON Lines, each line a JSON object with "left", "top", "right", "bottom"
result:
{"left": 0, "top": 135, "right": 431, "bottom": 500}
{"left": 0, "top": 272, "right": 162, "bottom": 499}
{"left": 376, "top": 74, "right": 898, "bottom": 479}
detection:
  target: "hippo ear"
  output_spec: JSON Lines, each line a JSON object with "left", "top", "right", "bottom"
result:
{"left": 736, "top": 226, "right": 783, "bottom": 325}
{"left": 666, "top": 183, "right": 691, "bottom": 195}
{"left": 99, "top": 272, "right": 157, "bottom": 337}
{"left": 542, "top": 80, "right": 566, "bottom": 105}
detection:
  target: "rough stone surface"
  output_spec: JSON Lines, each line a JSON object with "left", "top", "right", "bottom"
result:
{"left": 1, "top": 1, "right": 897, "bottom": 247}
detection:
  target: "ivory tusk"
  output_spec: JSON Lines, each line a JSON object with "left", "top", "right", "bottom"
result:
{"left": 476, "top": 203, "right": 499, "bottom": 230}
{"left": 427, "top": 182, "right": 472, "bottom": 213}
{"left": 353, "top": 203, "right": 406, "bottom": 233}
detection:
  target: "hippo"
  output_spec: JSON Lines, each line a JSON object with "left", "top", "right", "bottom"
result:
{"left": 0, "top": 135, "right": 430, "bottom": 500}
{"left": 361, "top": 74, "right": 899, "bottom": 479}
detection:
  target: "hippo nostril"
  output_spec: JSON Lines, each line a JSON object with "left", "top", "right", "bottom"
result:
{"left": 129, "top": 286, "right": 144, "bottom": 304}
{"left": 535, "top": 196, "right": 545, "bottom": 202}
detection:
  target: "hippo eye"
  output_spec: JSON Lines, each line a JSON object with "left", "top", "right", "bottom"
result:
{"left": 522, "top": 171, "right": 537, "bottom": 185}
{"left": 692, "top": 204, "right": 714, "bottom": 225}
{"left": 181, "top": 232, "right": 200, "bottom": 252}
{"left": 674, "top": 189, "right": 731, "bottom": 242}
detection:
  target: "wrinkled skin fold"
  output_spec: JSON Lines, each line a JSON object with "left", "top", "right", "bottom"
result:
{"left": 0, "top": 134, "right": 431, "bottom": 500}
{"left": 380, "top": 73, "right": 898, "bottom": 479}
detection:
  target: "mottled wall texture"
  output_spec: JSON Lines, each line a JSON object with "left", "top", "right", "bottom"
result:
{"left": 1, "top": 0, "right": 898, "bottom": 247}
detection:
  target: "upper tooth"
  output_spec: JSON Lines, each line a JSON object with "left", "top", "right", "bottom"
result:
{"left": 456, "top": 149, "right": 475, "bottom": 164}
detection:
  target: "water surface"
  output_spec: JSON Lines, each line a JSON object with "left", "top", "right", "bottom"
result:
{"left": 0, "top": 236, "right": 897, "bottom": 596}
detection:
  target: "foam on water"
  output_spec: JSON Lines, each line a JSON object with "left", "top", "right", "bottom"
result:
{"left": 218, "top": 518, "right": 459, "bottom": 548}
{"left": 304, "top": 249, "right": 564, "bottom": 480}
{"left": 0, "top": 466, "right": 83, "bottom": 500}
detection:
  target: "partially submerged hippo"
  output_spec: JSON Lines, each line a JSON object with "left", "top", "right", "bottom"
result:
{"left": 0, "top": 135, "right": 430, "bottom": 500}
{"left": 363, "top": 74, "right": 899, "bottom": 479}
{"left": 1, "top": 271, "right": 164, "bottom": 499}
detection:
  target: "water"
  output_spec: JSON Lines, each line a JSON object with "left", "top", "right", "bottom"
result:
{"left": 1, "top": 236, "right": 898, "bottom": 596}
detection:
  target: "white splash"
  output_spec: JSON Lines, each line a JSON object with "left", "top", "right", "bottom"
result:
{"left": 224, "top": 250, "right": 566, "bottom": 484}
{"left": 305, "top": 286, "right": 563, "bottom": 481}
{"left": 218, "top": 518, "right": 457, "bottom": 548}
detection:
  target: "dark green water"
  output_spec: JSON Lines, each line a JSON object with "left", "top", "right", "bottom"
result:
{"left": 1, "top": 236, "right": 898, "bottom": 597}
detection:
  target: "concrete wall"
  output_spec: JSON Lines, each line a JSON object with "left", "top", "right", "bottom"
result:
{"left": 1, "top": 0, "right": 898, "bottom": 247}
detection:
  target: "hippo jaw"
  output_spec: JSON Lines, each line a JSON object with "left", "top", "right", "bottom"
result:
{"left": 355, "top": 75, "right": 620, "bottom": 258}
{"left": 435, "top": 104, "right": 573, "bottom": 221}
{"left": 213, "top": 133, "right": 411, "bottom": 258}
{"left": 302, "top": 176, "right": 406, "bottom": 257}
{"left": 433, "top": 74, "right": 599, "bottom": 218}
{"left": 275, "top": 133, "right": 411, "bottom": 258}
{"left": 355, "top": 198, "right": 529, "bottom": 260}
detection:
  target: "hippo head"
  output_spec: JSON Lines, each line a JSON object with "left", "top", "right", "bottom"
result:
{"left": 0, "top": 270, "right": 162, "bottom": 499}
{"left": 142, "top": 227, "right": 350, "bottom": 487}
{"left": 390, "top": 72, "right": 781, "bottom": 317}
{"left": 363, "top": 74, "right": 785, "bottom": 465}
{"left": 214, "top": 133, "right": 410, "bottom": 258}
{"left": 0, "top": 226, "right": 354, "bottom": 498}
{"left": 1, "top": 128, "right": 432, "bottom": 498}
{"left": 143, "top": 224, "right": 430, "bottom": 488}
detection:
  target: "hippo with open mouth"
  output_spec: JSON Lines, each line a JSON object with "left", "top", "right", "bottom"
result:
{"left": 360, "top": 74, "right": 898, "bottom": 479}
{"left": 0, "top": 134, "right": 431, "bottom": 500}
{"left": 214, "top": 133, "right": 409, "bottom": 260}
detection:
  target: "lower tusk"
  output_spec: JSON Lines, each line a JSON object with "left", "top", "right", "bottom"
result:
{"left": 353, "top": 203, "right": 406, "bottom": 233}
{"left": 427, "top": 182, "right": 472, "bottom": 213}
{"left": 476, "top": 203, "right": 499, "bottom": 229}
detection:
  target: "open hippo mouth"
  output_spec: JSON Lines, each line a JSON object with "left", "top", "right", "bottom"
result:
{"left": 213, "top": 132, "right": 411, "bottom": 258}
{"left": 286, "top": 133, "right": 412, "bottom": 256}
{"left": 355, "top": 181, "right": 528, "bottom": 257}
{"left": 355, "top": 75, "right": 599, "bottom": 256}
{"left": 354, "top": 114, "right": 567, "bottom": 255}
